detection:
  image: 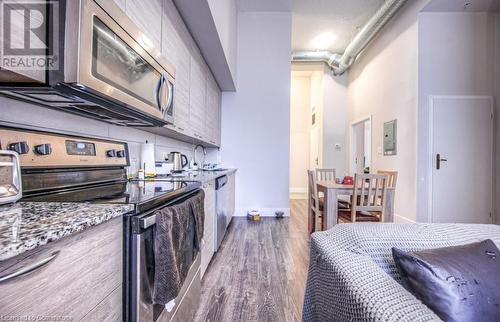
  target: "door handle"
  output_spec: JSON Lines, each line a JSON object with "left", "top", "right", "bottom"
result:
{"left": 0, "top": 251, "right": 59, "bottom": 283}
{"left": 436, "top": 153, "right": 447, "bottom": 170}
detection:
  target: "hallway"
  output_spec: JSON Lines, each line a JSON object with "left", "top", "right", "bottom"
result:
{"left": 195, "top": 200, "right": 310, "bottom": 322}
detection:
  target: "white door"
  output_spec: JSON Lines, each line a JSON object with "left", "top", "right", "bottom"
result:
{"left": 310, "top": 126, "right": 320, "bottom": 169}
{"left": 352, "top": 122, "right": 365, "bottom": 173}
{"left": 430, "top": 96, "right": 493, "bottom": 224}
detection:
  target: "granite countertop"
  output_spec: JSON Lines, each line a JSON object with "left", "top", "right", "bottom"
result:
{"left": 0, "top": 202, "right": 133, "bottom": 261}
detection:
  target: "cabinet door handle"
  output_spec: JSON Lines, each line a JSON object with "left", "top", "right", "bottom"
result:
{"left": 0, "top": 251, "right": 59, "bottom": 283}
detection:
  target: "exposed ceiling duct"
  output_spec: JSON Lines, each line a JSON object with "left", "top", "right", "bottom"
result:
{"left": 291, "top": 0, "right": 409, "bottom": 75}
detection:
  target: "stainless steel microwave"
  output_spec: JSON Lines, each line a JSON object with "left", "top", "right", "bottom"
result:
{"left": 0, "top": 0, "right": 174, "bottom": 127}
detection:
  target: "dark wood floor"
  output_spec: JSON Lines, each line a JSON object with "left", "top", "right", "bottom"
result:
{"left": 194, "top": 200, "right": 310, "bottom": 322}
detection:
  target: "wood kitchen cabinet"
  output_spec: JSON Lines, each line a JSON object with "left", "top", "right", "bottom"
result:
{"left": 126, "top": 0, "right": 163, "bottom": 50}
{"left": 112, "top": 0, "right": 126, "bottom": 11}
{"left": 205, "top": 72, "right": 222, "bottom": 146}
{"left": 189, "top": 50, "right": 208, "bottom": 141}
{"left": 201, "top": 180, "right": 215, "bottom": 278}
{"left": 161, "top": 0, "right": 192, "bottom": 135}
{"left": 0, "top": 217, "right": 122, "bottom": 320}
{"left": 118, "top": 0, "right": 223, "bottom": 147}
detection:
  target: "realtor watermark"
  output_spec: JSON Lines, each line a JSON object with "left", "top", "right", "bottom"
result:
{"left": 0, "top": 316, "right": 73, "bottom": 321}
{"left": 0, "top": 0, "right": 60, "bottom": 71}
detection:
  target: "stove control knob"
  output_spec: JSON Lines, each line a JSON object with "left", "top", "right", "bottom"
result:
{"left": 106, "top": 149, "right": 117, "bottom": 158}
{"left": 34, "top": 143, "right": 52, "bottom": 155}
{"left": 8, "top": 141, "right": 29, "bottom": 154}
{"left": 116, "top": 150, "right": 126, "bottom": 158}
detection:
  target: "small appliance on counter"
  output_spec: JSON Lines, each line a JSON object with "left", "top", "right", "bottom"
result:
{"left": 140, "top": 142, "right": 156, "bottom": 177}
{"left": 167, "top": 152, "right": 188, "bottom": 173}
{"left": 0, "top": 150, "right": 22, "bottom": 205}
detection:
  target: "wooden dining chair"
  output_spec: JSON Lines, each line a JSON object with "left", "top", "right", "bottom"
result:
{"left": 376, "top": 170, "right": 398, "bottom": 188}
{"left": 308, "top": 170, "right": 324, "bottom": 233}
{"left": 316, "top": 168, "right": 336, "bottom": 181}
{"left": 315, "top": 168, "right": 350, "bottom": 210}
{"left": 338, "top": 173, "right": 388, "bottom": 223}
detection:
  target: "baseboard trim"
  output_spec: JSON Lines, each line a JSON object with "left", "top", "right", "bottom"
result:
{"left": 233, "top": 207, "right": 291, "bottom": 217}
{"left": 289, "top": 187, "right": 307, "bottom": 194}
{"left": 394, "top": 214, "right": 416, "bottom": 224}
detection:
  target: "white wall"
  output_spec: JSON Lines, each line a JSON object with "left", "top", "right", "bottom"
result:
{"left": 347, "top": 0, "right": 430, "bottom": 223}
{"left": 290, "top": 74, "right": 311, "bottom": 196}
{"left": 417, "top": 12, "right": 497, "bottom": 222}
{"left": 494, "top": 13, "right": 500, "bottom": 225}
{"left": 207, "top": 0, "right": 238, "bottom": 83}
{"left": 221, "top": 11, "right": 292, "bottom": 216}
{"left": 310, "top": 71, "right": 324, "bottom": 167}
{"left": 322, "top": 66, "right": 349, "bottom": 176}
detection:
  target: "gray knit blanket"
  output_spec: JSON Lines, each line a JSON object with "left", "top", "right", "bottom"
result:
{"left": 153, "top": 190, "right": 205, "bottom": 305}
{"left": 302, "top": 223, "right": 500, "bottom": 322}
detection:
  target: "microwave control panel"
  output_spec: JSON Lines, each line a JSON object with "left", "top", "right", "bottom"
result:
{"left": 0, "top": 128, "right": 129, "bottom": 168}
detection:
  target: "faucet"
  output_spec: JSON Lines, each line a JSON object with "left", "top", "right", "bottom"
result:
{"left": 193, "top": 144, "right": 206, "bottom": 168}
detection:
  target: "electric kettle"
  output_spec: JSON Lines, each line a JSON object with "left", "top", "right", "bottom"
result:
{"left": 0, "top": 150, "right": 22, "bottom": 205}
{"left": 167, "top": 152, "right": 188, "bottom": 172}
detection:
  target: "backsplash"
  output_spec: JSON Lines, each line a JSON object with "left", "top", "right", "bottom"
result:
{"left": 0, "top": 97, "right": 220, "bottom": 175}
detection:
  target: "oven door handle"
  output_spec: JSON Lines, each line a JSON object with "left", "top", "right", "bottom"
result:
{"left": 138, "top": 188, "right": 201, "bottom": 229}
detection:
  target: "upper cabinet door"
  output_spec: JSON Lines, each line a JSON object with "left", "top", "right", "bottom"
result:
{"left": 189, "top": 50, "right": 207, "bottom": 140}
{"left": 162, "top": 0, "right": 191, "bottom": 134}
{"left": 126, "top": 0, "right": 162, "bottom": 50}
{"left": 112, "top": 0, "right": 126, "bottom": 12}
{"left": 205, "top": 72, "right": 221, "bottom": 146}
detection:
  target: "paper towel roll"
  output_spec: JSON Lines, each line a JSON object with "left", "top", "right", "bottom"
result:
{"left": 140, "top": 142, "right": 156, "bottom": 176}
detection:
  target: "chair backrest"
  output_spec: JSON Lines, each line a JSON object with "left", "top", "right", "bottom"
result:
{"left": 308, "top": 170, "right": 319, "bottom": 210}
{"left": 376, "top": 170, "right": 398, "bottom": 188}
{"left": 351, "top": 173, "right": 388, "bottom": 221}
{"left": 316, "top": 168, "right": 336, "bottom": 182}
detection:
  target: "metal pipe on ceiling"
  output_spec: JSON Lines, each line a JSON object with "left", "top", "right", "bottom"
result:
{"left": 291, "top": 0, "right": 409, "bottom": 75}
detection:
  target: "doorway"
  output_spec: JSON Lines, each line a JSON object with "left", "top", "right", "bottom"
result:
{"left": 310, "top": 122, "right": 320, "bottom": 169}
{"left": 351, "top": 117, "right": 372, "bottom": 174}
{"left": 429, "top": 96, "right": 493, "bottom": 224}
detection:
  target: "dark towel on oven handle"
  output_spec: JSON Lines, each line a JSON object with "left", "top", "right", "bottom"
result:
{"left": 153, "top": 190, "right": 205, "bottom": 305}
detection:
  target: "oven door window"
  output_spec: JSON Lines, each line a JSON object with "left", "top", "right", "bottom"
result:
{"left": 91, "top": 16, "right": 160, "bottom": 108}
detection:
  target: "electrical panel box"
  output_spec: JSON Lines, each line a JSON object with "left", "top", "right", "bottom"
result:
{"left": 383, "top": 119, "right": 397, "bottom": 156}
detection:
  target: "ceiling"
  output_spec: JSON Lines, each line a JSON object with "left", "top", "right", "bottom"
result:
{"left": 423, "top": 0, "right": 500, "bottom": 12}
{"left": 291, "top": 0, "right": 384, "bottom": 53}
{"left": 237, "top": 0, "right": 292, "bottom": 12}
{"left": 238, "top": 0, "right": 386, "bottom": 53}
{"left": 238, "top": 0, "right": 500, "bottom": 54}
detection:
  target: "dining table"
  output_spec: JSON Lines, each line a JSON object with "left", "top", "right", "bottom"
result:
{"left": 316, "top": 181, "right": 396, "bottom": 229}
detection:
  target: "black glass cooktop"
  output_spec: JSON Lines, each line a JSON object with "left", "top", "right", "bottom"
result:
{"left": 22, "top": 180, "right": 200, "bottom": 213}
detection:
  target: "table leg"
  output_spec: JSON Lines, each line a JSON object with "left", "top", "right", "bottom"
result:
{"left": 384, "top": 190, "right": 395, "bottom": 222}
{"left": 323, "top": 189, "right": 338, "bottom": 229}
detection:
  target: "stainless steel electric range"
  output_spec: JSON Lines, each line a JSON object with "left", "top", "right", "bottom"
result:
{"left": 0, "top": 127, "right": 202, "bottom": 322}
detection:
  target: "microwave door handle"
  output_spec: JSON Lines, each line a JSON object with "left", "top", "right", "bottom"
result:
{"left": 165, "top": 78, "right": 173, "bottom": 113}
{"left": 155, "top": 74, "right": 165, "bottom": 113}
